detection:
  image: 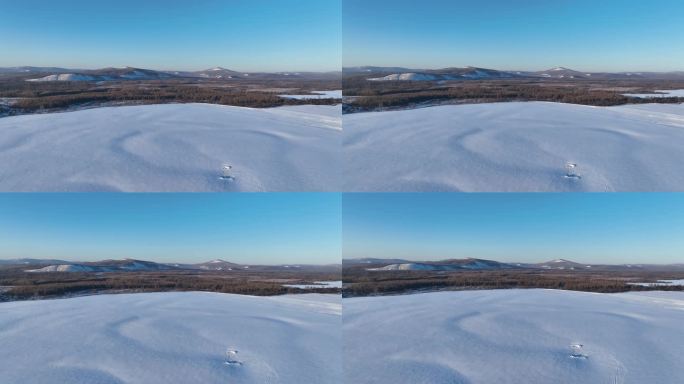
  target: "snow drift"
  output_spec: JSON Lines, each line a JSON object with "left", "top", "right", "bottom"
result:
{"left": 344, "top": 290, "right": 684, "bottom": 384}
{"left": 0, "top": 292, "right": 341, "bottom": 384}
{"left": 0, "top": 103, "right": 340, "bottom": 191}
{"left": 344, "top": 102, "right": 684, "bottom": 191}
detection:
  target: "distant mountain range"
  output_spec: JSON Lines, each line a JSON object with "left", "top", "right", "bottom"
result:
{"left": 343, "top": 258, "right": 684, "bottom": 272}
{"left": 343, "top": 66, "right": 684, "bottom": 81}
{"left": 0, "top": 258, "right": 341, "bottom": 273}
{"left": 0, "top": 66, "right": 342, "bottom": 81}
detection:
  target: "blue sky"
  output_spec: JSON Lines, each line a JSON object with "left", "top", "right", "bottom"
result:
{"left": 344, "top": 0, "right": 684, "bottom": 72}
{"left": 0, "top": 194, "right": 341, "bottom": 264}
{"left": 343, "top": 194, "right": 684, "bottom": 264}
{"left": 0, "top": 0, "right": 341, "bottom": 71}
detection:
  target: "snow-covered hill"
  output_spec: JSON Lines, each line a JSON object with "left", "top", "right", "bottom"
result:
{"left": 367, "top": 263, "right": 445, "bottom": 271}
{"left": 344, "top": 290, "right": 684, "bottom": 384}
{"left": 367, "top": 258, "right": 514, "bottom": 271}
{"left": 344, "top": 102, "right": 684, "bottom": 191}
{"left": 532, "top": 67, "right": 589, "bottom": 79}
{"left": 0, "top": 292, "right": 341, "bottom": 384}
{"left": 194, "top": 259, "right": 241, "bottom": 271}
{"left": 26, "top": 67, "right": 175, "bottom": 82}
{"left": 26, "top": 264, "right": 99, "bottom": 272}
{"left": 0, "top": 104, "right": 340, "bottom": 192}
{"left": 369, "top": 73, "right": 442, "bottom": 81}
{"left": 25, "top": 259, "right": 178, "bottom": 273}
{"left": 531, "top": 259, "right": 590, "bottom": 270}
{"left": 368, "top": 67, "right": 517, "bottom": 81}
{"left": 27, "top": 74, "right": 99, "bottom": 82}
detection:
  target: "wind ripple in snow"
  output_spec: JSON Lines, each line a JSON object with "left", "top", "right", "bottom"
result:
{"left": 344, "top": 290, "right": 684, "bottom": 384}
{"left": 0, "top": 104, "right": 340, "bottom": 192}
{"left": 0, "top": 292, "right": 341, "bottom": 384}
{"left": 343, "top": 102, "right": 684, "bottom": 191}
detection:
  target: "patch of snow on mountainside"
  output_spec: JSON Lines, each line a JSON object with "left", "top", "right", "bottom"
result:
{"left": 27, "top": 74, "right": 98, "bottom": 82}
{"left": 368, "top": 73, "right": 439, "bottom": 81}
{"left": 26, "top": 264, "right": 97, "bottom": 273}
{"left": 367, "top": 263, "right": 443, "bottom": 271}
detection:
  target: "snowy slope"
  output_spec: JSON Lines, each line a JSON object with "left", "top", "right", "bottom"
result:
{"left": 26, "top": 74, "right": 99, "bottom": 82}
{"left": 367, "top": 263, "right": 446, "bottom": 271}
{"left": 344, "top": 102, "right": 684, "bottom": 191}
{"left": 344, "top": 290, "right": 684, "bottom": 384}
{"left": 26, "top": 264, "right": 98, "bottom": 272}
{"left": 0, "top": 292, "right": 341, "bottom": 384}
{"left": 368, "top": 73, "right": 441, "bottom": 81}
{"left": 0, "top": 104, "right": 340, "bottom": 191}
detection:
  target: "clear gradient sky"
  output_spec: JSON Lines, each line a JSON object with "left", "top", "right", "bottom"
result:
{"left": 0, "top": 194, "right": 341, "bottom": 264}
{"left": 343, "top": 194, "right": 684, "bottom": 264}
{"left": 0, "top": 0, "right": 341, "bottom": 71}
{"left": 343, "top": 0, "right": 684, "bottom": 72}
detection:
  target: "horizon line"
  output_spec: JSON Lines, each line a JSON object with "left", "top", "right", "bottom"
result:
{"left": 0, "top": 257, "right": 341, "bottom": 266}
{"left": 343, "top": 64, "right": 684, "bottom": 73}
{"left": 343, "top": 257, "right": 683, "bottom": 265}
{"left": 0, "top": 64, "right": 342, "bottom": 73}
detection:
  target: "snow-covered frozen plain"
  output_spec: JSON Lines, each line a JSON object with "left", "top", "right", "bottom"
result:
{"left": 0, "top": 103, "right": 340, "bottom": 191}
{"left": 283, "top": 280, "right": 343, "bottom": 289}
{"left": 279, "top": 90, "right": 342, "bottom": 100}
{"left": 627, "top": 279, "right": 684, "bottom": 287}
{"left": 344, "top": 102, "right": 684, "bottom": 191}
{"left": 623, "top": 89, "right": 684, "bottom": 98}
{"left": 0, "top": 292, "right": 341, "bottom": 384}
{"left": 344, "top": 289, "right": 684, "bottom": 384}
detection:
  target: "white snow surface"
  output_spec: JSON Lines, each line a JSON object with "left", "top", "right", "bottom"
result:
{"left": 0, "top": 103, "right": 340, "bottom": 191}
{"left": 283, "top": 281, "right": 342, "bottom": 289}
{"left": 344, "top": 102, "right": 684, "bottom": 191}
{"left": 368, "top": 73, "right": 440, "bottom": 81}
{"left": 0, "top": 292, "right": 341, "bottom": 384}
{"left": 627, "top": 279, "right": 684, "bottom": 287}
{"left": 26, "top": 264, "right": 97, "bottom": 273}
{"left": 367, "top": 263, "right": 441, "bottom": 271}
{"left": 623, "top": 89, "right": 684, "bottom": 98}
{"left": 26, "top": 74, "right": 99, "bottom": 82}
{"left": 344, "top": 289, "right": 684, "bottom": 384}
{"left": 279, "top": 90, "right": 342, "bottom": 100}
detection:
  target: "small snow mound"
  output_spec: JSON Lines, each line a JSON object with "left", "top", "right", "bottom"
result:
{"left": 224, "top": 349, "right": 243, "bottom": 366}
{"left": 569, "top": 343, "right": 588, "bottom": 359}
{"left": 563, "top": 162, "right": 582, "bottom": 180}
{"left": 219, "top": 164, "right": 235, "bottom": 182}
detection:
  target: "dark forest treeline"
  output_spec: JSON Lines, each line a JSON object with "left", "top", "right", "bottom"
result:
{"left": 0, "top": 270, "right": 341, "bottom": 301}
{"left": 342, "top": 77, "right": 684, "bottom": 112}
{"left": 342, "top": 270, "right": 684, "bottom": 297}
{"left": 0, "top": 79, "right": 341, "bottom": 114}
